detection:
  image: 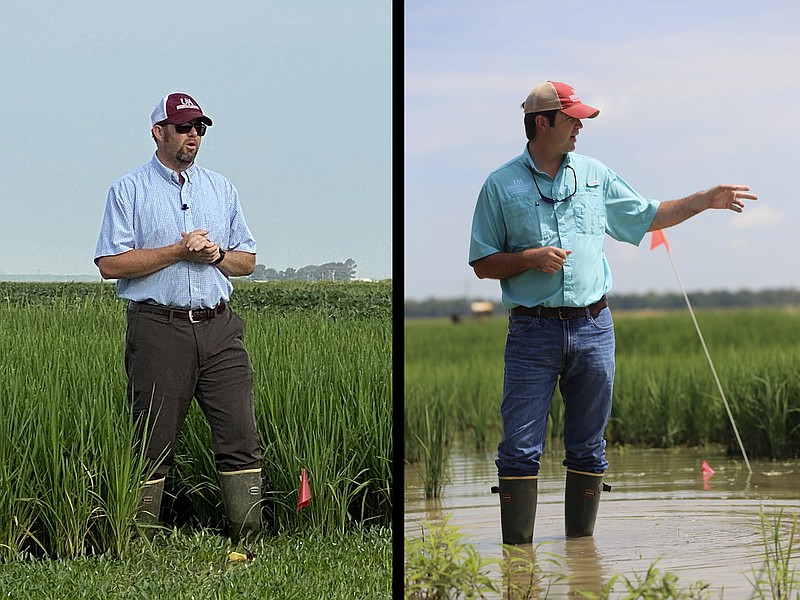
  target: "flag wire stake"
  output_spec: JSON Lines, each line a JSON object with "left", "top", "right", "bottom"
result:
{"left": 657, "top": 238, "right": 752, "bottom": 476}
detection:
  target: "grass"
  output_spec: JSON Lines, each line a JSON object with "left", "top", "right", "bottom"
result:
{"left": 0, "top": 526, "right": 392, "bottom": 600}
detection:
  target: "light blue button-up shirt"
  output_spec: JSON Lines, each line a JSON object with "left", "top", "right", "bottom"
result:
{"left": 469, "top": 146, "right": 659, "bottom": 310}
{"left": 95, "top": 154, "right": 257, "bottom": 309}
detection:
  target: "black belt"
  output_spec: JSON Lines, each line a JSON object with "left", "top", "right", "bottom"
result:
{"left": 131, "top": 301, "right": 226, "bottom": 323}
{"left": 510, "top": 296, "right": 608, "bottom": 320}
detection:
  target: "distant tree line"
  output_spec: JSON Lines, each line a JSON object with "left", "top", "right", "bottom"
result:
{"left": 404, "top": 288, "right": 800, "bottom": 318}
{"left": 249, "top": 259, "right": 357, "bottom": 282}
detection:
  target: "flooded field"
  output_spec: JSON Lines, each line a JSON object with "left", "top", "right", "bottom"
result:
{"left": 404, "top": 445, "right": 800, "bottom": 598}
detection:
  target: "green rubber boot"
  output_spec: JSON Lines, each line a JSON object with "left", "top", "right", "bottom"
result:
{"left": 491, "top": 476, "right": 538, "bottom": 545}
{"left": 135, "top": 477, "right": 165, "bottom": 540}
{"left": 219, "top": 469, "right": 263, "bottom": 545}
{"left": 565, "top": 469, "right": 605, "bottom": 538}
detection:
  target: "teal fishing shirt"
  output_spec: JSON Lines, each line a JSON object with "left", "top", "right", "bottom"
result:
{"left": 469, "top": 146, "right": 659, "bottom": 309}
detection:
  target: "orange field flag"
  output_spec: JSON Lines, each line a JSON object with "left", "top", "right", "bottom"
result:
{"left": 650, "top": 229, "right": 670, "bottom": 251}
{"left": 297, "top": 468, "right": 312, "bottom": 510}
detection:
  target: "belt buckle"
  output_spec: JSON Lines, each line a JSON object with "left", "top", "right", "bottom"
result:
{"left": 188, "top": 309, "right": 201, "bottom": 324}
{"left": 557, "top": 307, "right": 572, "bottom": 320}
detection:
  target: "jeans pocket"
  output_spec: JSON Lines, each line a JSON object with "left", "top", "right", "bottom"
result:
{"left": 588, "top": 308, "right": 614, "bottom": 331}
{"left": 507, "top": 315, "right": 538, "bottom": 336}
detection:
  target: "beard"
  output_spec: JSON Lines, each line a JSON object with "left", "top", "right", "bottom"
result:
{"left": 175, "top": 144, "right": 198, "bottom": 166}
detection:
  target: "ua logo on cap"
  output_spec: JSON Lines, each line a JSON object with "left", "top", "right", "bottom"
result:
{"left": 177, "top": 97, "right": 197, "bottom": 110}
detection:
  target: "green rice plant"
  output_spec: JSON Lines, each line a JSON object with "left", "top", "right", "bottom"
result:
{"left": 20, "top": 300, "right": 148, "bottom": 558}
{"left": 469, "top": 377, "right": 504, "bottom": 451}
{"left": 732, "top": 368, "right": 800, "bottom": 460}
{"left": 406, "top": 309, "right": 800, "bottom": 461}
{"left": 0, "top": 396, "right": 42, "bottom": 560}
{"left": 404, "top": 382, "right": 425, "bottom": 464}
{"left": 91, "top": 401, "right": 154, "bottom": 557}
{"left": 17, "top": 318, "right": 88, "bottom": 557}
{"left": 250, "top": 312, "right": 391, "bottom": 533}
{"left": 748, "top": 509, "right": 800, "bottom": 599}
{"left": 418, "top": 399, "right": 450, "bottom": 499}
{"left": 611, "top": 366, "right": 693, "bottom": 447}
{"left": 404, "top": 375, "right": 452, "bottom": 498}
{"left": 1, "top": 282, "right": 391, "bottom": 559}
{"left": 404, "top": 319, "right": 504, "bottom": 470}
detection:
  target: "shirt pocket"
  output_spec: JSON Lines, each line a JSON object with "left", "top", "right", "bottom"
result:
{"left": 571, "top": 191, "right": 606, "bottom": 236}
{"left": 504, "top": 195, "right": 544, "bottom": 250}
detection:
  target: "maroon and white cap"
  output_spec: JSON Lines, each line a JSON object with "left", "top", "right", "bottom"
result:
{"left": 522, "top": 81, "right": 599, "bottom": 119}
{"left": 150, "top": 93, "right": 213, "bottom": 126}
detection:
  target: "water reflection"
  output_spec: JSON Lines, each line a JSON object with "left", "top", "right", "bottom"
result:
{"left": 404, "top": 445, "right": 800, "bottom": 598}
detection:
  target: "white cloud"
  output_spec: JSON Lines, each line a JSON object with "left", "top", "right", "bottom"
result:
{"left": 726, "top": 206, "right": 782, "bottom": 230}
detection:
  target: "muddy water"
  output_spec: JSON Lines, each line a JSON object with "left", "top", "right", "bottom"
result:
{"left": 404, "top": 445, "right": 800, "bottom": 598}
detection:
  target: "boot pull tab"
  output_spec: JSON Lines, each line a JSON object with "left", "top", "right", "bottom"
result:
{"left": 602, "top": 483, "right": 611, "bottom": 492}
{"left": 491, "top": 486, "right": 500, "bottom": 494}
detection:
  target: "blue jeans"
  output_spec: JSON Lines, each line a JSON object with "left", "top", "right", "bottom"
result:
{"left": 496, "top": 307, "right": 615, "bottom": 477}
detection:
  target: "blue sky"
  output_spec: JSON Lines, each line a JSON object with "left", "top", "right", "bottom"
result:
{"left": 405, "top": 1, "right": 798, "bottom": 300}
{"left": 0, "top": 2, "right": 392, "bottom": 281}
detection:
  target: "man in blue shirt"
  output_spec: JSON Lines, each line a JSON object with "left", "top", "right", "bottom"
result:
{"left": 469, "top": 81, "right": 757, "bottom": 544}
{"left": 95, "top": 92, "right": 262, "bottom": 545}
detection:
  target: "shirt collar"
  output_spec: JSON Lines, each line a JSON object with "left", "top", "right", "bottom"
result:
{"left": 151, "top": 153, "right": 198, "bottom": 184}
{"left": 522, "top": 144, "right": 572, "bottom": 176}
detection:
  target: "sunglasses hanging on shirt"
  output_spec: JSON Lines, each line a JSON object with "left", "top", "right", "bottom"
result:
{"left": 531, "top": 165, "right": 577, "bottom": 204}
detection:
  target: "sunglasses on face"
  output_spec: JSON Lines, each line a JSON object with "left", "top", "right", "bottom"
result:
{"left": 168, "top": 121, "right": 208, "bottom": 136}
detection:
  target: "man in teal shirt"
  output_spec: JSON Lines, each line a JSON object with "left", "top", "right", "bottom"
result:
{"left": 469, "top": 80, "right": 756, "bottom": 545}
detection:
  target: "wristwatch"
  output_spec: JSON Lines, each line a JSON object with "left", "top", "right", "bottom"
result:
{"left": 212, "top": 250, "right": 227, "bottom": 265}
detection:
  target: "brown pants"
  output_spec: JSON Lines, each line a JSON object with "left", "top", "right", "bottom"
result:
{"left": 125, "top": 302, "right": 263, "bottom": 479}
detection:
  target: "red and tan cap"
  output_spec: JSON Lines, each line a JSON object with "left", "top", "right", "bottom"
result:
{"left": 522, "top": 81, "right": 599, "bottom": 119}
{"left": 150, "top": 93, "right": 213, "bottom": 126}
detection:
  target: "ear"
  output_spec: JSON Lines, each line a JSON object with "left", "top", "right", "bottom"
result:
{"left": 534, "top": 114, "right": 550, "bottom": 131}
{"left": 152, "top": 124, "right": 165, "bottom": 143}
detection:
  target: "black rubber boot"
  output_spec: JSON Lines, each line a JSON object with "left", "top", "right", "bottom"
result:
{"left": 491, "top": 477, "right": 538, "bottom": 545}
{"left": 219, "top": 469, "right": 262, "bottom": 544}
{"left": 564, "top": 469, "right": 604, "bottom": 538}
{"left": 135, "top": 477, "right": 165, "bottom": 540}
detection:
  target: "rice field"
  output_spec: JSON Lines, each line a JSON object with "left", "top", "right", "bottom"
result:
{"left": 0, "top": 281, "right": 392, "bottom": 561}
{"left": 405, "top": 306, "right": 800, "bottom": 495}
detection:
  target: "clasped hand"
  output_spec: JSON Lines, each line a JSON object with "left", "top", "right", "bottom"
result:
{"left": 179, "top": 229, "right": 221, "bottom": 264}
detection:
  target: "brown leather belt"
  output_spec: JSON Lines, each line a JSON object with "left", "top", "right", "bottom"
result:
{"left": 131, "top": 301, "right": 226, "bottom": 323}
{"left": 510, "top": 296, "right": 608, "bottom": 320}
